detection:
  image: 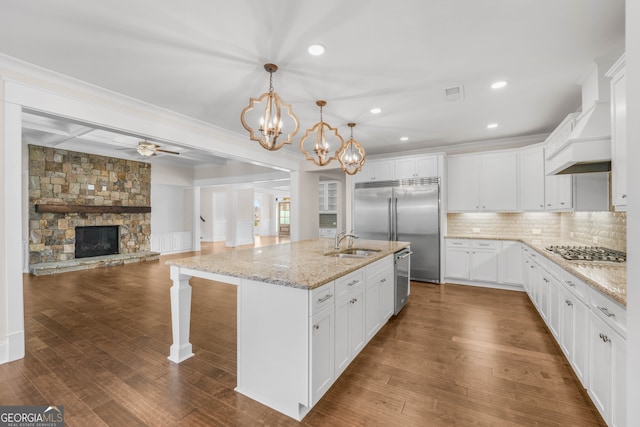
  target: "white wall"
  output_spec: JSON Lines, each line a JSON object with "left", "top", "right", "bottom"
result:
{"left": 151, "top": 184, "right": 192, "bottom": 233}
{"left": 290, "top": 171, "right": 319, "bottom": 241}
{"left": 213, "top": 191, "right": 227, "bottom": 241}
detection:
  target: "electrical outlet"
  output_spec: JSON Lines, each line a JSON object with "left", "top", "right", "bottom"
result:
{"left": 472, "top": 228, "right": 480, "bottom": 233}
{"left": 87, "top": 184, "right": 94, "bottom": 190}
{"left": 593, "top": 236, "right": 599, "bottom": 243}
{"left": 102, "top": 185, "right": 107, "bottom": 191}
{"left": 531, "top": 229, "right": 541, "bottom": 235}
{"left": 570, "top": 232, "right": 574, "bottom": 238}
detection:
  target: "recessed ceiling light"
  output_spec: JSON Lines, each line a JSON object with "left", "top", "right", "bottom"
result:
{"left": 487, "top": 123, "right": 498, "bottom": 129}
{"left": 370, "top": 107, "right": 382, "bottom": 114}
{"left": 400, "top": 136, "right": 409, "bottom": 141}
{"left": 491, "top": 81, "right": 508, "bottom": 89}
{"left": 307, "top": 44, "right": 326, "bottom": 56}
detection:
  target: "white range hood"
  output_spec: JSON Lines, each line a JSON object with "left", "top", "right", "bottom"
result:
{"left": 545, "top": 101, "right": 611, "bottom": 175}
{"left": 546, "top": 60, "right": 613, "bottom": 175}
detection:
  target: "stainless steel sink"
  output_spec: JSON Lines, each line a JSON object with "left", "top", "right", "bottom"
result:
{"left": 325, "top": 248, "right": 381, "bottom": 258}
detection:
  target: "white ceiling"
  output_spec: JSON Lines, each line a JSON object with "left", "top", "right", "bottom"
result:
{"left": 0, "top": 0, "right": 625, "bottom": 165}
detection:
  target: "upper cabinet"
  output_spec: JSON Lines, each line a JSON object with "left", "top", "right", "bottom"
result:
{"left": 319, "top": 181, "right": 338, "bottom": 212}
{"left": 607, "top": 55, "right": 627, "bottom": 211}
{"left": 354, "top": 155, "right": 441, "bottom": 183}
{"left": 447, "top": 152, "right": 517, "bottom": 212}
{"left": 518, "top": 146, "right": 546, "bottom": 211}
{"left": 394, "top": 155, "right": 438, "bottom": 179}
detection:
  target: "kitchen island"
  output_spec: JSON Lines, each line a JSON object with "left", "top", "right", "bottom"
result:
{"left": 166, "top": 238, "right": 410, "bottom": 421}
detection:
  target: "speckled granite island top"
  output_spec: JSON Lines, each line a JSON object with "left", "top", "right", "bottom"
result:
{"left": 167, "top": 239, "right": 410, "bottom": 290}
{"left": 446, "top": 235, "right": 626, "bottom": 306}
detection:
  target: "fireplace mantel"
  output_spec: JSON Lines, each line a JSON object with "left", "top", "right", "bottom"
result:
{"left": 35, "top": 204, "right": 151, "bottom": 214}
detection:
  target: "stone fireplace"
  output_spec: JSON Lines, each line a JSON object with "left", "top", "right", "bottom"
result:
{"left": 75, "top": 225, "right": 120, "bottom": 258}
{"left": 28, "top": 145, "right": 158, "bottom": 274}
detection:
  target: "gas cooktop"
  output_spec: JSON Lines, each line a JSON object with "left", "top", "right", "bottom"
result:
{"left": 545, "top": 245, "right": 626, "bottom": 262}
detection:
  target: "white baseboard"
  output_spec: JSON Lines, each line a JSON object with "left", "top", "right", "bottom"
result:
{"left": 444, "top": 279, "right": 525, "bottom": 292}
{"left": 0, "top": 331, "right": 25, "bottom": 365}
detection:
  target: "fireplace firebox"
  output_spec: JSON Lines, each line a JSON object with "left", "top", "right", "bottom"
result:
{"left": 75, "top": 226, "right": 119, "bottom": 258}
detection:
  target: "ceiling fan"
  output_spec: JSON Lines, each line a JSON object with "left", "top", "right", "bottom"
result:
{"left": 136, "top": 140, "right": 180, "bottom": 157}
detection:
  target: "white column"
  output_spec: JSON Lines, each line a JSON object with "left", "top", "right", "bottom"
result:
{"left": 0, "top": 93, "right": 25, "bottom": 363}
{"left": 168, "top": 266, "right": 194, "bottom": 363}
{"left": 192, "top": 186, "right": 201, "bottom": 252}
{"left": 225, "top": 187, "right": 237, "bottom": 247}
{"left": 290, "top": 171, "right": 319, "bottom": 242}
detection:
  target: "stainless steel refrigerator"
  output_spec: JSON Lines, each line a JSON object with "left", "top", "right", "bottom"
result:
{"left": 353, "top": 178, "right": 440, "bottom": 283}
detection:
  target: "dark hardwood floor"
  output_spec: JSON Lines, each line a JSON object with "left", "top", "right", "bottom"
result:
{"left": 1, "top": 238, "right": 605, "bottom": 426}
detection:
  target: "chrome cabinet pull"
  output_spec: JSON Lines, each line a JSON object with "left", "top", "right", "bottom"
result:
{"left": 565, "top": 300, "right": 573, "bottom": 306}
{"left": 348, "top": 280, "right": 360, "bottom": 287}
{"left": 622, "top": 194, "right": 627, "bottom": 199}
{"left": 597, "top": 306, "right": 615, "bottom": 318}
{"left": 317, "top": 294, "right": 333, "bottom": 303}
{"left": 565, "top": 280, "right": 575, "bottom": 287}
{"left": 314, "top": 324, "right": 320, "bottom": 330}
{"left": 599, "top": 332, "right": 611, "bottom": 343}
{"left": 381, "top": 278, "right": 386, "bottom": 283}
{"left": 350, "top": 298, "right": 358, "bottom": 304}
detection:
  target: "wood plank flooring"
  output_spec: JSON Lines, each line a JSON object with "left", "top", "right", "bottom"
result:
{"left": 1, "top": 238, "right": 605, "bottom": 426}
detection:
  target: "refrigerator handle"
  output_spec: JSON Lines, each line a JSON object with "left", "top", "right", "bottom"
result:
{"left": 387, "top": 198, "right": 392, "bottom": 240}
{"left": 394, "top": 198, "right": 398, "bottom": 241}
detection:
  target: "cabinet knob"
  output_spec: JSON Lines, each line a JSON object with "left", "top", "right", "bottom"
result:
{"left": 565, "top": 299, "right": 573, "bottom": 306}
{"left": 560, "top": 202, "right": 565, "bottom": 205}
{"left": 599, "top": 332, "right": 610, "bottom": 343}
{"left": 314, "top": 324, "right": 320, "bottom": 330}
{"left": 622, "top": 194, "right": 627, "bottom": 199}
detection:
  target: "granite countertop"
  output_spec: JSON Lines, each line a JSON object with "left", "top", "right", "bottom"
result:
{"left": 446, "top": 235, "right": 627, "bottom": 306}
{"left": 167, "top": 239, "right": 410, "bottom": 290}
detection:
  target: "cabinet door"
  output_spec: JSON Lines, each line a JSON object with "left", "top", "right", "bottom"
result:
{"left": 589, "top": 313, "right": 612, "bottom": 421}
{"left": 546, "top": 275, "right": 560, "bottom": 339}
{"left": 415, "top": 155, "right": 438, "bottom": 178}
{"left": 481, "top": 152, "right": 517, "bottom": 211}
{"left": 447, "top": 156, "right": 481, "bottom": 211}
{"left": 310, "top": 308, "right": 334, "bottom": 405}
{"left": 498, "top": 241, "right": 522, "bottom": 285}
{"left": 373, "top": 161, "right": 395, "bottom": 181}
{"left": 349, "top": 289, "right": 366, "bottom": 357}
{"left": 545, "top": 174, "right": 573, "bottom": 210}
{"left": 445, "top": 247, "right": 470, "bottom": 280}
{"left": 379, "top": 272, "right": 394, "bottom": 323}
{"left": 612, "top": 331, "right": 627, "bottom": 427}
{"left": 365, "top": 278, "right": 381, "bottom": 342}
{"left": 326, "top": 182, "right": 338, "bottom": 212}
{"left": 559, "top": 286, "right": 573, "bottom": 357}
{"left": 334, "top": 297, "right": 350, "bottom": 376}
{"left": 394, "top": 158, "right": 417, "bottom": 179}
{"left": 611, "top": 65, "right": 627, "bottom": 209}
{"left": 518, "top": 146, "right": 546, "bottom": 211}
{"left": 318, "top": 182, "right": 326, "bottom": 211}
{"left": 572, "top": 296, "right": 589, "bottom": 386}
{"left": 470, "top": 248, "right": 498, "bottom": 282}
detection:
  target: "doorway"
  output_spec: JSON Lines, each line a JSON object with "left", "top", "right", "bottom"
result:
{"left": 277, "top": 201, "right": 291, "bottom": 236}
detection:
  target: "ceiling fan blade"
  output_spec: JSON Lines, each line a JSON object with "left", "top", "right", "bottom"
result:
{"left": 155, "top": 148, "right": 180, "bottom": 155}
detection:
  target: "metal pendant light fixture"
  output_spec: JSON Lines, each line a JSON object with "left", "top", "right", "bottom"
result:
{"left": 240, "top": 63, "right": 299, "bottom": 151}
{"left": 299, "top": 100, "right": 344, "bottom": 166}
{"left": 337, "top": 123, "right": 366, "bottom": 175}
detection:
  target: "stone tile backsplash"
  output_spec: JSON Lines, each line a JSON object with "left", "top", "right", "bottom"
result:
{"left": 447, "top": 211, "right": 627, "bottom": 253}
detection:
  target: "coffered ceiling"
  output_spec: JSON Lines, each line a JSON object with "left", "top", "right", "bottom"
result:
{"left": 0, "top": 0, "right": 625, "bottom": 165}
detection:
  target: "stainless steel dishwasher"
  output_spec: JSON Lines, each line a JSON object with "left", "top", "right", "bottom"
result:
{"left": 394, "top": 248, "right": 412, "bottom": 315}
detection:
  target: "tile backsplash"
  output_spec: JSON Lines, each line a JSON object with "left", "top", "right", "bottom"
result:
{"left": 447, "top": 211, "right": 627, "bottom": 252}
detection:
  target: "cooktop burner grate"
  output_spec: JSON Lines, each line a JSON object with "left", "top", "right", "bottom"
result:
{"left": 544, "top": 245, "right": 626, "bottom": 262}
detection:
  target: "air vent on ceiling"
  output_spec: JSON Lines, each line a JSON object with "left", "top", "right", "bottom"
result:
{"left": 444, "top": 85, "right": 465, "bottom": 101}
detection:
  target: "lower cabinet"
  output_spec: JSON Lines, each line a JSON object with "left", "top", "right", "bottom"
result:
{"left": 445, "top": 239, "right": 521, "bottom": 290}
{"left": 558, "top": 282, "right": 589, "bottom": 386}
{"left": 334, "top": 278, "right": 365, "bottom": 377}
{"left": 365, "top": 256, "right": 395, "bottom": 341}
{"left": 310, "top": 306, "right": 334, "bottom": 405}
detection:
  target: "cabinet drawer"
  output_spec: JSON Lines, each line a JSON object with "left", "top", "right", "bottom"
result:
{"left": 446, "top": 239, "right": 470, "bottom": 248}
{"left": 310, "top": 282, "right": 335, "bottom": 315}
{"left": 589, "top": 286, "right": 626, "bottom": 338}
{"left": 561, "top": 271, "right": 589, "bottom": 304}
{"left": 471, "top": 240, "right": 499, "bottom": 249}
{"left": 335, "top": 270, "right": 364, "bottom": 300}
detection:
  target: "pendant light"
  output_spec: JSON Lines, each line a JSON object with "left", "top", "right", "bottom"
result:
{"left": 240, "top": 63, "right": 299, "bottom": 151}
{"left": 299, "top": 100, "right": 344, "bottom": 166}
{"left": 337, "top": 123, "right": 366, "bottom": 175}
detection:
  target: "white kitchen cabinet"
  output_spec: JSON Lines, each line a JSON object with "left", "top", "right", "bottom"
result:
{"left": 310, "top": 306, "right": 334, "bottom": 405}
{"left": 589, "top": 310, "right": 627, "bottom": 427}
{"left": 518, "top": 145, "right": 546, "bottom": 211}
{"left": 365, "top": 256, "right": 395, "bottom": 341}
{"left": 318, "top": 181, "right": 338, "bottom": 212}
{"left": 469, "top": 241, "right": 499, "bottom": 282}
{"left": 498, "top": 241, "right": 522, "bottom": 285}
{"left": 394, "top": 155, "right": 438, "bottom": 179}
{"left": 152, "top": 231, "right": 193, "bottom": 254}
{"left": 445, "top": 239, "right": 499, "bottom": 283}
{"left": 558, "top": 282, "right": 589, "bottom": 387}
{"left": 355, "top": 160, "right": 394, "bottom": 183}
{"left": 334, "top": 270, "right": 366, "bottom": 377}
{"left": 447, "top": 152, "right": 517, "bottom": 212}
{"left": 544, "top": 173, "right": 573, "bottom": 211}
{"left": 607, "top": 55, "right": 627, "bottom": 210}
